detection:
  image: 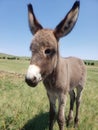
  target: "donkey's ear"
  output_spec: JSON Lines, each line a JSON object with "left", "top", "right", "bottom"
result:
{"left": 54, "top": 1, "right": 80, "bottom": 39}
{"left": 28, "top": 4, "right": 43, "bottom": 35}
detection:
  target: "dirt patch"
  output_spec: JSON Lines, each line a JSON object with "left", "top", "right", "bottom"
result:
{"left": 0, "top": 70, "right": 25, "bottom": 79}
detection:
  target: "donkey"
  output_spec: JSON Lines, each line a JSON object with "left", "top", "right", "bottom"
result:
{"left": 25, "top": 1, "right": 86, "bottom": 130}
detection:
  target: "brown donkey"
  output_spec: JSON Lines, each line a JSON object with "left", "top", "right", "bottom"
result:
{"left": 25, "top": 1, "right": 86, "bottom": 130}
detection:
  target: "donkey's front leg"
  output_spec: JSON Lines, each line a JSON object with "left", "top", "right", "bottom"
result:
{"left": 47, "top": 93, "right": 56, "bottom": 130}
{"left": 57, "top": 93, "right": 67, "bottom": 130}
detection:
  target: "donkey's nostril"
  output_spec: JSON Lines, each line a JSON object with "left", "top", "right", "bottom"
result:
{"left": 25, "top": 76, "right": 38, "bottom": 87}
{"left": 33, "top": 76, "right": 37, "bottom": 82}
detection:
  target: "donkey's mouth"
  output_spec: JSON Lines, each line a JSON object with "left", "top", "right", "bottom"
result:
{"left": 25, "top": 77, "right": 38, "bottom": 87}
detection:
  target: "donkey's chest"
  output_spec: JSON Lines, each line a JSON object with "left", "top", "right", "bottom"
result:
{"left": 43, "top": 75, "right": 68, "bottom": 94}
{"left": 43, "top": 79, "right": 61, "bottom": 100}
{"left": 43, "top": 78, "right": 58, "bottom": 92}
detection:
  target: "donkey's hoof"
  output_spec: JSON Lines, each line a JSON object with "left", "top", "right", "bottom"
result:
{"left": 66, "top": 117, "right": 73, "bottom": 127}
{"left": 74, "top": 118, "right": 79, "bottom": 128}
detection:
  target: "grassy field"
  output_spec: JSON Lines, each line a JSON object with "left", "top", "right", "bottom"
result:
{"left": 0, "top": 58, "right": 98, "bottom": 130}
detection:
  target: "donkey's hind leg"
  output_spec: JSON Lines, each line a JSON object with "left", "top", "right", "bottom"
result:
{"left": 74, "top": 85, "right": 83, "bottom": 127}
{"left": 67, "top": 90, "right": 75, "bottom": 126}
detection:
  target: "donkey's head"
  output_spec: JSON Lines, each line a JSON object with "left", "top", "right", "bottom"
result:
{"left": 25, "top": 1, "right": 80, "bottom": 87}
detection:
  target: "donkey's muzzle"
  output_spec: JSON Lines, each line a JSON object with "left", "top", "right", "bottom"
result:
{"left": 25, "top": 64, "right": 42, "bottom": 87}
{"left": 25, "top": 76, "right": 38, "bottom": 87}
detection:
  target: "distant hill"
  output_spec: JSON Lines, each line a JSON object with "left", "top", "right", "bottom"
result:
{"left": 0, "top": 53, "right": 15, "bottom": 57}
{"left": 0, "top": 53, "right": 30, "bottom": 60}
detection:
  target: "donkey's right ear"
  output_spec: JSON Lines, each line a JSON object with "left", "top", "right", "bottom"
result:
{"left": 28, "top": 4, "right": 43, "bottom": 35}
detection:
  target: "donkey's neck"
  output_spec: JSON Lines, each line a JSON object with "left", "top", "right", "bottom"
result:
{"left": 43, "top": 56, "right": 68, "bottom": 92}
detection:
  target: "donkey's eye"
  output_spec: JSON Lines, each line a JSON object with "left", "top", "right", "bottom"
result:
{"left": 45, "top": 49, "right": 51, "bottom": 55}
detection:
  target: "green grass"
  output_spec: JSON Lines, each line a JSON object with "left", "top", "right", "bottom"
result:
{"left": 0, "top": 59, "right": 29, "bottom": 74}
{"left": 0, "top": 59, "right": 98, "bottom": 130}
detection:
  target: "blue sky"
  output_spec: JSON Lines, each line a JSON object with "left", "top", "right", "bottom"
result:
{"left": 0, "top": 0, "right": 98, "bottom": 60}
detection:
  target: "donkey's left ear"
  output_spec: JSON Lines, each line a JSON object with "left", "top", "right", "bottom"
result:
{"left": 28, "top": 4, "right": 43, "bottom": 35}
{"left": 54, "top": 1, "right": 80, "bottom": 39}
